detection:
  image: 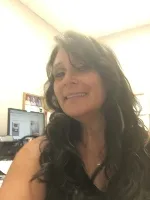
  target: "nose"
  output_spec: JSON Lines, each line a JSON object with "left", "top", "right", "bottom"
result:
{"left": 63, "top": 70, "right": 78, "bottom": 86}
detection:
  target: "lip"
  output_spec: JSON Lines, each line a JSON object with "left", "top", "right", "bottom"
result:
{"left": 64, "top": 92, "right": 87, "bottom": 100}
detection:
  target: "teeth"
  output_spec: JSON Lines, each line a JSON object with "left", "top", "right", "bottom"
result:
{"left": 66, "top": 93, "right": 86, "bottom": 99}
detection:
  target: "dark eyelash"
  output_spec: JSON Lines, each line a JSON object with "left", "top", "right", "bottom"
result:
{"left": 75, "top": 64, "right": 88, "bottom": 71}
{"left": 54, "top": 72, "right": 65, "bottom": 78}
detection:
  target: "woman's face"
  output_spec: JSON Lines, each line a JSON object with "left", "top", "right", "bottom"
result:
{"left": 53, "top": 48, "right": 106, "bottom": 119}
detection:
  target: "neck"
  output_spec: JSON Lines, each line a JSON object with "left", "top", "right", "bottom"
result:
{"left": 81, "top": 112, "right": 105, "bottom": 151}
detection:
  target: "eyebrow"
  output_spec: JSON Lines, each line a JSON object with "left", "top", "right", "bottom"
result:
{"left": 53, "top": 62, "right": 64, "bottom": 69}
{"left": 52, "top": 62, "right": 65, "bottom": 75}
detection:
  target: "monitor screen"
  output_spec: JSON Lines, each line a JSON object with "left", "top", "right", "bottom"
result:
{"left": 7, "top": 108, "right": 45, "bottom": 140}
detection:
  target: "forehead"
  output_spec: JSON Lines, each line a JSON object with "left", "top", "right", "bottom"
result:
{"left": 53, "top": 48, "right": 84, "bottom": 71}
{"left": 53, "top": 48, "right": 69, "bottom": 66}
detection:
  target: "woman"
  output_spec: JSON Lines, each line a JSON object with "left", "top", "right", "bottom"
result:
{"left": 0, "top": 31, "right": 150, "bottom": 200}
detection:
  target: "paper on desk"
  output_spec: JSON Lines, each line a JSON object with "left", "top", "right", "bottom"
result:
{"left": 0, "top": 180, "right": 3, "bottom": 187}
{"left": 0, "top": 160, "right": 12, "bottom": 174}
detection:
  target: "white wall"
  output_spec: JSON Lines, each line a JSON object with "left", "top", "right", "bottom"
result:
{"left": 0, "top": 0, "right": 58, "bottom": 135}
{"left": 100, "top": 25, "right": 150, "bottom": 94}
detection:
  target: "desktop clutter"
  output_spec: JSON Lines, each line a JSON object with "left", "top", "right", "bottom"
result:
{"left": 0, "top": 108, "right": 45, "bottom": 161}
{"left": 0, "top": 106, "right": 45, "bottom": 187}
{"left": 0, "top": 134, "right": 39, "bottom": 187}
{"left": 0, "top": 134, "right": 39, "bottom": 160}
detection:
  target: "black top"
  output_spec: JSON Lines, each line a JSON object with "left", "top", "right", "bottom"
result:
{"left": 72, "top": 182, "right": 106, "bottom": 200}
{"left": 45, "top": 152, "right": 107, "bottom": 200}
{"left": 72, "top": 169, "right": 107, "bottom": 200}
{"left": 67, "top": 161, "right": 107, "bottom": 200}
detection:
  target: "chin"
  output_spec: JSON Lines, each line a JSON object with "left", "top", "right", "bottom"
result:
{"left": 64, "top": 108, "right": 93, "bottom": 121}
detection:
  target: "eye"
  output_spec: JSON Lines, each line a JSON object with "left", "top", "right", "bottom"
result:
{"left": 54, "top": 71, "right": 65, "bottom": 79}
{"left": 75, "top": 63, "right": 88, "bottom": 72}
{"left": 70, "top": 55, "right": 88, "bottom": 71}
{"left": 77, "top": 64, "right": 86, "bottom": 71}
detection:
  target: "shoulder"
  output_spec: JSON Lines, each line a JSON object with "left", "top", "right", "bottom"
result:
{"left": 0, "top": 136, "right": 47, "bottom": 200}
{"left": 18, "top": 136, "right": 46, "bottom": 155}
{"left": 14, "top": 136, "right": 46, "bottom": 164}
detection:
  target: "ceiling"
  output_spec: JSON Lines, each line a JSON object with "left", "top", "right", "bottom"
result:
{"left": 20, "top": 0, "right": 150, "bottom": 37}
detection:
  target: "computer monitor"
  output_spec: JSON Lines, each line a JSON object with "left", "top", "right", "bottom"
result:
{"left": 7, "top": 108, "right": 45, "bottom": 140}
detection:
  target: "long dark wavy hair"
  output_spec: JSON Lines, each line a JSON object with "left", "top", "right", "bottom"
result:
{"left": 32, "top": 31, "right": 150, "bottom": 200}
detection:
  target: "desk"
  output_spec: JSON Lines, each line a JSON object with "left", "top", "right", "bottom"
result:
{"left": 0, "top": 160, "right": 12, "bottom": 187}
{"left": 0, "top": 160, "right": 12, "bottom": 174}
{"left": 0, "top": 180, "right": 3, "bottom": 187}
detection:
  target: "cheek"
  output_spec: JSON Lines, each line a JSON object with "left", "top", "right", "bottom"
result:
{"left": 97, "top": 80, "right": 105, "bottom": 98}
{"left": 91, "top": 78, "right": 106, "bottom": 107}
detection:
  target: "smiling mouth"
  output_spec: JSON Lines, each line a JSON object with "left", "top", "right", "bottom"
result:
{"left": 65, "top": 92, "right": 87, "bottom": 100}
